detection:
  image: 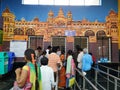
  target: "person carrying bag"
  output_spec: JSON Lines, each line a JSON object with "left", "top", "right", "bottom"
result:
{"left": 13, "top": 65, "right": 32, "bottom": 90}
{"left": 13, "top": 49, "right": 37, "bottom": 90}
{"left": 66, "top": 50, "right": 76, "bottom": 88}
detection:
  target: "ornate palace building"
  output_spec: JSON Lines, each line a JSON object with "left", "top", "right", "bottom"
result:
{"left": 1, "top": 7, "right": 119, "bottom": 62}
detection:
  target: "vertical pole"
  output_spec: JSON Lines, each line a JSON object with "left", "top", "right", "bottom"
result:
{"left": 107, "top": 68, "right": 109, "bottom": 90}
{"left": 95, "top": 70, "right": 98, "bottom": 87}
{"left": 114, "top": 79, "right": 117, "bottom": 90}
{"left": 83, "top": 77, "right": 85, "bottom": 90}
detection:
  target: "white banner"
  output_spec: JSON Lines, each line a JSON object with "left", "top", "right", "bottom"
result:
{"left": 10, "top": 40, "right": 27, "bottom": 57}
{"left": 65, "top": 30, "right": 76, "bottom": 36}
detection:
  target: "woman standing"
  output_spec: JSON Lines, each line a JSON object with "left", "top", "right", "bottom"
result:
{"left": 14, "top": 49, "right": 36, "bottom": 90}
{"left": 58, "top": 51, "right": 66, "bottom": 89}
{"left": 66, "top": 50, "right": 75, "bottom": 89}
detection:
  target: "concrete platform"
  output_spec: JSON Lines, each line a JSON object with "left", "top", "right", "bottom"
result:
{"left": 0, "top": 62, "right": 25, "bottom": 90}
{"left": 0, "top": 71, "right": 15, "bottom": 90}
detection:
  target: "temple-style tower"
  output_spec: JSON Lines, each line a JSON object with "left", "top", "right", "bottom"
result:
{"left": 2, "top": 7, "right": 15, "bottom": 41}
{"left": 47, "top": 10, "right": 54, "bottom": 24}
{"left": 67, "top": 11, "right": 72, "bottom": 22}
{"left": 57, "top": 8, "right": 65, "bottom": 18}
{"left": 106, "top": 9, "right": 118, "bottom": 43}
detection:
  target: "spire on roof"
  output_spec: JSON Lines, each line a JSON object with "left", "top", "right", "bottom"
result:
{"left": 58, "top": 8, "right": 64, "bottom": 17}
{"left": 3, "top": 7, "right": 10, "bottom": 13}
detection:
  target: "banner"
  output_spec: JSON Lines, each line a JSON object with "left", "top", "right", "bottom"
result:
{"left": 65, "top": 30, "right": 76, "bottom": 36}
{"left": 10, "top": 40, "right": 27, "bottom": 57}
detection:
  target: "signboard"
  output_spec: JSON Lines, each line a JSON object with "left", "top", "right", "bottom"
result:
{"left": 65, "top": 30, "right": 76, "bottom": 36}
{"left": 10, "top": 40, "right": 27, "bottom": 57}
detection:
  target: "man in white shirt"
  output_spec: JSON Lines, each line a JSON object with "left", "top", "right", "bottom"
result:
{"left": 46, "top": 45, "right": 52, "bottom": 57}
{"left": 77, "top": 48, "right": 84, "bottom": 70}
{"left": 40, "top": 56, "right": 55, "bottom": 90}
{"left": 77, "top": 48, "right": 84, "bottom": 88}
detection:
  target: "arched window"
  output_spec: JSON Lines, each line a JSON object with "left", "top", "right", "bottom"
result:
{"left": 14, "top": 28, "right": 24, "bottom": 35}
{"left": 26, "top": 28, "right": 35, "bottom": 35}
{"left": 111, "top": 25, "right": 117, "bottom": 28}
{"left": 96, "top": 30, "right": 106, "bottom": 37}
{"left": 85, "top": 30, "right": 95, "bottom": 36}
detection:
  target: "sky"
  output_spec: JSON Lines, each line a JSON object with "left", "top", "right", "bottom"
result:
{"left": 0, "top": 0, "right": 118, "bottom": 22}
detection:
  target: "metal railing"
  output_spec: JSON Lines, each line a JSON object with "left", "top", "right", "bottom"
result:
{"left": 57, "top": 63, "right": 120, "bottom": 90}
{"left": 92, "top": 64, "right": 120, "bottom": 90}
{"left": 74, "top": 68, "right": 99, "bottom": 90}
{"left": 97, "top": 64, "right": 120, "bottom": 78}
{"left": 74, "top": 64, "right": 120, "bottom": 90}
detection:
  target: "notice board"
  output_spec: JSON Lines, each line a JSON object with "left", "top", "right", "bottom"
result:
{"left": 10, "top": 40, "right": 27, "bottom": 57}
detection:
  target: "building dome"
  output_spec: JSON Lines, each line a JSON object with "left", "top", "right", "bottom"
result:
{"left": 48, "top": 10, "right": 54, "bottom": 17}
{"left": 33, "top": 17, "right": 39, "bottom": 22}
{"left": 3, "top": 7, "right": 10, "bottom": 13}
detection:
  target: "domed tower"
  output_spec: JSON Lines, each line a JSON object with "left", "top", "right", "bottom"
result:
{"left": 57, "top": 8, "right": 65, "bottom": 18}
{"left": 106, "top": 9, "right": 118, "bottom": 42}
{"left": 67, "top": 11, "right": 72, "bottom": 22}
{"left": 47, "top": 10, "right": 54, "bottom": 24}
{"left": 33, "top": 17, "right": 40, "bottom": 23}
{"left": 2, "top": 7, "right": 15, "bottom": 41}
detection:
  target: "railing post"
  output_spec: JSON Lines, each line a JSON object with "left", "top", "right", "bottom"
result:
{"left": 95, "top": 69, "right": 98, "bottom": 87}
{"left": 118, "top": 66, "right": 120, "bottom": 78}
{"left": 83, "top": 77, "right": 85, "bottom": 90}
{"left": 107, "top": 68, "right": 109, "bottom": 90}
{"left": 114, "top": 79, "right": 117, "bottom": 90}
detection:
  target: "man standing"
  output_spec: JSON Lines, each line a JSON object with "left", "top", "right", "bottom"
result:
{"left": 82, "top": 48, "right": 93, "bottom": 73}
{"left": 48, "top": 46, "right": 62, "bottom": 90}
{"left": 48, "top": 46, "right": 62, "bottom": 81}
{"left": 82, "top": 48, "right": 93, "bottom": 89}
{"left": 35, "top": 46, "right": 42, "bottom": 62}
{"left": 46, "top": 45, "right": 52, "bottom": 57}
{"left": 77, "top": 48, "right": 84, "bottom": 89}
{"left": 77, "top": 48, "right": 84, "bottom": 70}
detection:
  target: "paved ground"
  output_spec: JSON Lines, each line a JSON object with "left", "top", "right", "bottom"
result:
{"left": 0, "top": 62, "right": 24, "bottom": 90}
{"left": 0, "top": 70, "right": 66, "bottom": 90}
{"left": 0, "top": 62, "right": 67, "bottom": 90}
{"left": 0, "top": 71, "right": 15, "bottom": 90}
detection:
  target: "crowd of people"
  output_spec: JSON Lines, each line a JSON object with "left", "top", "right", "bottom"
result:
{"left": 12, "top": 45, "right": 96, "bottom": 90}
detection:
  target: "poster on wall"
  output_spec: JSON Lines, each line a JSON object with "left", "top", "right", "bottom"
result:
{"left": 65, "top": 30, "right": 76, "bottom": 36}
{"left": 10, "top": 40, "right": 27, "bottom": 57}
